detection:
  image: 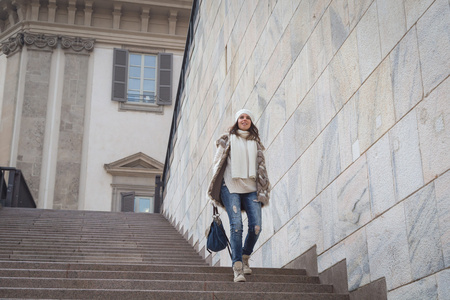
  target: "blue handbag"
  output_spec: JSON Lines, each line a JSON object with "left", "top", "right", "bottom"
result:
{"left": 206, "top": 206, "right": 231, "bottom": 257}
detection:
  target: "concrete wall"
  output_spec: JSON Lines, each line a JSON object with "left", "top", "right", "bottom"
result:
{"left": 162, "top": 0, "right": 450, "bottom": 297}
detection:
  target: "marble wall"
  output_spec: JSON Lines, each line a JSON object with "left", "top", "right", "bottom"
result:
{"left": 162, "top": 0, "right": 450, "bottom": 297}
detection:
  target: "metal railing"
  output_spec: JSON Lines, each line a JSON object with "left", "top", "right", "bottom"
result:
{"left": 0, "top": 167, "right": 36, "bottom": 208}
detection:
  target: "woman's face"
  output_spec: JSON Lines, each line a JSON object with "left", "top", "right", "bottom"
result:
{"left": 237, "top": 114, "right": 252, "bottom": 131}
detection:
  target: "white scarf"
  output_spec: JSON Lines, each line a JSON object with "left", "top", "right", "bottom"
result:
{"left": 230, "top": 130, "right": 257, "bottom": 179}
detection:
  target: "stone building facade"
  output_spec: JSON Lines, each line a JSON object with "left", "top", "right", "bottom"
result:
{"left": 0, "top": 0, "right": 192, "bottom": 212}
{"left": 162, "top": 0, "right": 450, "bottom": 298}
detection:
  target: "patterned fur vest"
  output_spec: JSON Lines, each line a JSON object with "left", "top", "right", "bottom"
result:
{"left": 207, "top": 133, "right": 271, "bottom": 209}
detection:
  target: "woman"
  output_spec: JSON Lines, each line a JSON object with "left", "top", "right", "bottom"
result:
{"left": 207, "top": 109, "right": 270, "bottom": 282}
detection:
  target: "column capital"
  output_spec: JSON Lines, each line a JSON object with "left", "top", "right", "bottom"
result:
{"left": 1, "top": 33, "right": 23, "bottom": 55}
{"left": 61, "top": 36, "right": 95, "bottom": 53}
{"left": 23, "top": 32, "right": 58, "bottom": 50}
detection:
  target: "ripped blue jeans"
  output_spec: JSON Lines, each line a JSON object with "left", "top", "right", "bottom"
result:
{"left": 220, "top": 181, "right": 262, "bottom": 265}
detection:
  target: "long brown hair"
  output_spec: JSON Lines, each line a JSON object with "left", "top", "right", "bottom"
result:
{"left": 229, "top": 122, "right": 261, "bottom": 143}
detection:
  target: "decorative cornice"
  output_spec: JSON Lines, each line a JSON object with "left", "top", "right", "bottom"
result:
{"left": 23, "top": 32, "right": 58, "bottom": 49}
{"left": 60, "top": 36, "right": 94, "bottom": 52}
{"left": 1, "top": 31, "right": 95, "bottom": 54}
{"left": 1, "top": 22, "right": 186, "bottom": 53}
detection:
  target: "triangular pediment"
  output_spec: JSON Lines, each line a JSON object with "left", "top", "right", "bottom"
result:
{"left": 104, "top": 152, "right": 164, "bottom": 177}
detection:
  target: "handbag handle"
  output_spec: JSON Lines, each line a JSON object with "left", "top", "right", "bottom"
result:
{"left": 212, "top": 205, "right": 219, "bottom": 216}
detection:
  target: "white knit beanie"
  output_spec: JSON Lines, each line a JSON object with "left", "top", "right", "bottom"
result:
{"left": 235, "top": 109, "right": 255, "bottom": 122}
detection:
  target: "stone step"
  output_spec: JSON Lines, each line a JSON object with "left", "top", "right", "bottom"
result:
{"left": 0, "top": 248, "right": 201, "bottom": 255}
{"left": 0, "top": 238, "right": 192, "bottom": 245}
{"left": 0, "top": 269, "right": 318, "bottom": 283}
{"left": 3, "top": 255, "right": 206, "bottom": 264}
{"left": 0, "top": 261, "right": 307, "bottom": 275}
{"left": 0, "top": 207, "right": 349, "bottom": 299}
{"left": 0, "top": 288, "right": 350, "bottom": 300}
{"left": 1, "top": 258, "right": 207, "bottom": 265}
{"left": 0, "top": 277, "right": 334, "bottom": 293}
{"left": 0, "top": 242, "right": 196, "bottom": 251}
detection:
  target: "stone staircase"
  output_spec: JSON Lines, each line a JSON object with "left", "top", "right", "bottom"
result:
{"left": 0, "top": 207, "right": 350, "bottom": 299}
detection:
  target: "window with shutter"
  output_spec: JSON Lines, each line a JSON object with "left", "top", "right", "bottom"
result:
{"left": 112, "top": 48, "right": 129, "bottom": 102}
{"left": 157, "top": 53, "right": 172, "bottom": 105}
{"left": 121, "top": 192, "right": 135, "bottom": 212}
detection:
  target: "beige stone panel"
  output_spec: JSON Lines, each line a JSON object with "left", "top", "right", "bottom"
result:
{"left": 53, "top": 162, "right": 80, "bottom": 210}
{"left": 54, "top": 53, "right": 89, "bottom": 209}
{"left": 284, "top": 68, "right": 299, "bottom": 118}
{"left": 366, "top": 202, "right": 412, "bottom": 290}
{"left": 270, "top": 213, "right": 290, "bottom": 268}
{"left": 390, "top": 27, "right": 423, "bottom": 121}
{"left": 297, "top": 44, "right": 311, "bottom": 104}
{"left": 388, "top": 274, "right": 439, "bottom": 300}
{"left": 337, "top": 92, "right": 359, "bottom": 171}
{"left": 356, "top": 1, "right": 382, "bottom": 83}
{"left": 347, "top": 0, "right": 372, "bottom": 29}
{"left": 389, "top": 110, "right": 424, "bottom": 202}
{"left": 335, "top": 155, "right": 371, "bottom": 240}
{"left": 320, "top": 180, "right": 339, "bottom": 249}
{"left": 289, "top": 0, "right": 311, "bottom": 59}
{"left": 307, "top": 8, "right": 332, "bottom": 84}
{"left": 287, "top": 212, "right": 303, "bottom": 261}
{"left": 0, "top": 53, "right": 21, "bottom": 166}
{"left": 404, "top": 0, "right": 434, "bottom": 30}
{"left": 329, "top": 0, "right": 350, "bottom": 54}
{"left": 366, "top": 133, "right": 396, "bottom": 218}
{"left": 309, "top": 0, "right": 333, "bottom": 29}
{"left": 329, "top": 31, "right": 360, "bottom": 108}
{"left": 344, "top": 227, "right": 370, "bottom": 290}
{"left": 0, "top": 55, "right": 6, "bottom": 119}
{"left": 17, "top": 50, "right": 52, "bottom": 204}
{"left": 16, "top": 161, "right": 41, "bottom": 201}
{"left": 356, "top": 58, "right": 395, "bottom": 153}
{"left": 404, "top": 182, "right": 444, "bottom": 280}
{"left": 416, "top": 0, "right": 450, "bottom": 96}
{"left": 416, "top": 78, "right": 450, "bottom": 183}
{"left": 377, "top": 0, "right": 407, "bottom": 58}
{"left": 294, "top": 88, "right": 319, "bottom": 159}
{"left": 264, "top": 81, "right": 287, "bottom": 145}
{"left": 435, "top": 171, "right": 450, "bottom": 267}
{"left": 315, "top": 67, "right": 337, "bottom": 131}
{"left": 300, "top": 117, "right": 340, "bottom": 205}
{"left": 298, "top": 196, "right": 324, "bottom": 254}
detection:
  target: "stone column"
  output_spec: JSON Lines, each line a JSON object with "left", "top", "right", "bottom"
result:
{"left": 52, "top": 36, "right": 94, "bottom": 210}
{"left": 15, "top": 33, "right": 58, "bottom": 204}
{"left": 0, "top": 49, "right": 23, "bottom": 166}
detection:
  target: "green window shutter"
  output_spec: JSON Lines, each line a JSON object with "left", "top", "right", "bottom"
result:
{"left": 121, "top": 192, "right": 135, "bottom": 212}
{"left": 112, "top": 48, "right": 128, "bottom": 102}
{"left": 156, "top": 53, "right": 172, "bottom": 105}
